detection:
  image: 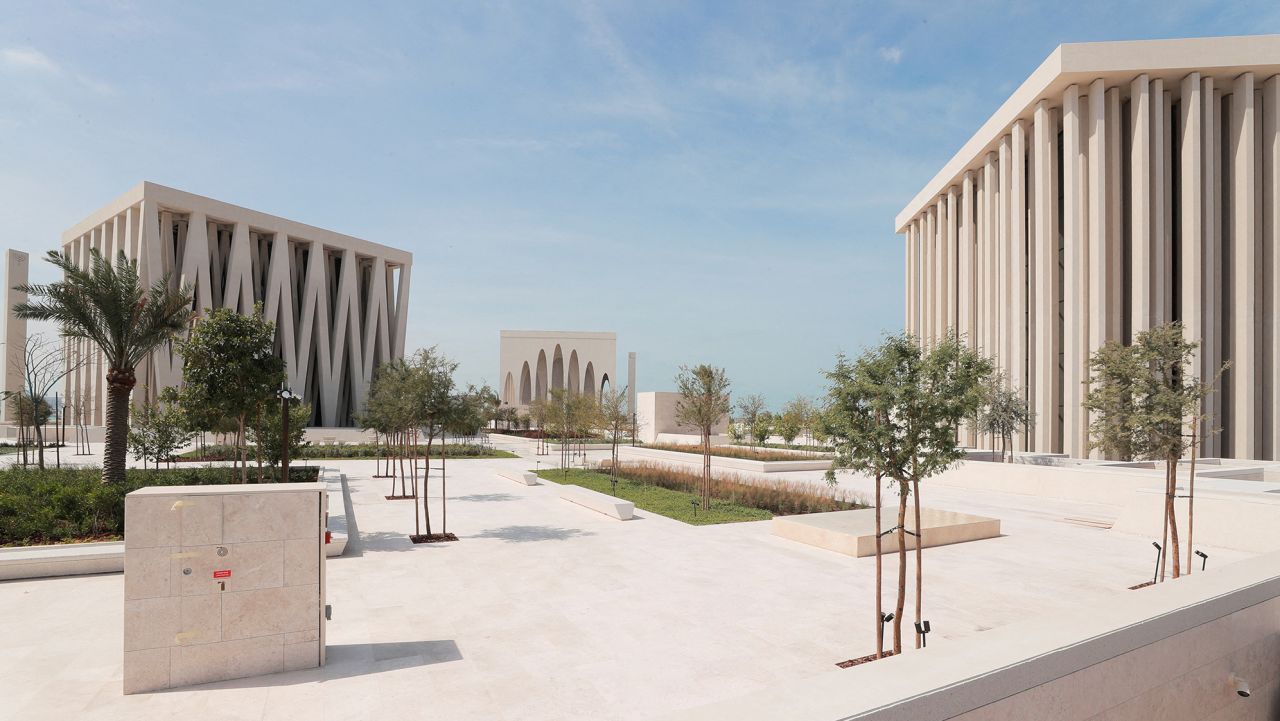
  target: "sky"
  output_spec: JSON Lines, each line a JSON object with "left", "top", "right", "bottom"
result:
{"left": 3, "top": 1, "right": 1279, "bottom": 409}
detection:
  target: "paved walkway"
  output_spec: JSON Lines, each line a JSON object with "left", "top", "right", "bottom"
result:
{"left": 0, "top": 437, "right": 1254, "bottom": 720}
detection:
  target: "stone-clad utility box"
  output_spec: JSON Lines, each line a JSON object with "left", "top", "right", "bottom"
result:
{"left": 122, "top": 483, "right": 328, "bottom": 694}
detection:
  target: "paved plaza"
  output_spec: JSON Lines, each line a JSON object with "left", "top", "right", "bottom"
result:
{"left": 0, "top": 437, "right": 1255, "bottom": 720}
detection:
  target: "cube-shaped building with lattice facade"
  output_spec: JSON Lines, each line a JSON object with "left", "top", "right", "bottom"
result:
{"left": 60, "top": 182, "right": 413, "bottom": 427}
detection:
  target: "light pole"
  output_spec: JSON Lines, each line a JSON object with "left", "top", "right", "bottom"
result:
{"left": 278, "top": 386, "right": 295, "bottom": 481}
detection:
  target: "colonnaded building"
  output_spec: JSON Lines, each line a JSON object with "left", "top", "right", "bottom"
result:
{"left": 61, "top": 182, "right": 413, "bottom": 427}
{"left": 898, "top": 35, "right": 1280, "bottom": 461}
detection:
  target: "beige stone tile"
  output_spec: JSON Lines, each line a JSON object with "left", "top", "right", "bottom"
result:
{"left": 124, "top": 546, "right": 173, "bottom": 600}
{"left": 123, "top": 647, "right": 170, "bottom": 694}
{"left": 179, "top": 494, "right": 223, "bottom": 546}
{"left": 283, "top": 640, "right": 320, "bottom": 671}
{"left": 284, "top": 538, "right": 319, "bottom": 587}
{"left": 174, "top": 541, "right": 283, "bottom": 596}
{"left": 222, "top": 585, "right": 319, "bottom": 641}
{"left": 169, "top": 634, "right": 283, "bottom": 688}
{"left": 124, "top": 495, "right": 181, "bottom": 548}
{"left": 178, "top": 594, "right": 222, "bottom": 646}
{"left": 282, "top": 628, "right": 320, "bottom": 644}
{"left": 224, "top": 491, "right": 318, "bottom": 543}
{"left": 123, "top": 596, "right": 181, "bottom": 652}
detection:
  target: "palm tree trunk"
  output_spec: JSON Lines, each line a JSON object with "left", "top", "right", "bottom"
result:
{"left": 102, "top": 368, "right": 135, "bottom": 485}
{"left": 893, "top": 482, "right": 908, "bottom": 655}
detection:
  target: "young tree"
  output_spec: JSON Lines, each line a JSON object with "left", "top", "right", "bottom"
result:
{"left": 597, "top": 386, "right": 631, "bottom": 482}
{"left": 174, "top": 306, "right": 284, "bottom": 482}
{"left": 408, "top": 347, "right": 458, "bottom": 539}
{"left": 780, "top": 396, "right": 813, "bottom": 447}
{"left": 735, "top": 394, "right": 765, "bottom": 448}
{"left": 975, "top": 374, "right": 1035, "bottom": 463}
{"left": 9, "top": 334, "right": 80, "bottom": 468}
{"left": 822, "top": 332, "right": 991, "bottom": 655}
{"left": 14, "top": 249, "right": 193, "bottom": 484}
{"left": 129, "top": 395, "right": 196, "bottom": 469}
{"left": 1085, "top": 323, "right": 1221, "bottom": 582}
{"left": 775, "top": 409, "right": 802, "bottom": 447}
{"left": 674, "top": 364, "right": 731, "bottom": 510}
{"left": 751, "top": 410, "right": 773, "bottom": 448}
{"left": 249, "top": 399, "right": 312, "bottom": 468}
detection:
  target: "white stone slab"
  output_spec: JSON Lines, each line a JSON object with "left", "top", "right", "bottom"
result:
{"left": 557, "top": 484, "right": 634, "bottom": 520}
{"left": 772, "top": 507, "right": 1000, "bottom": 557}
{"left": 497, "top": 469, "right": 539, "bottom": 486}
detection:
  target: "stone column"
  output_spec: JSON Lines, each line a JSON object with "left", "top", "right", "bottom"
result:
{"left": 1152, "top": 79, "right": 1171, "bottom": 326}
{"left": 947, "top": 187, "right": 958, "bottom": 336}
{"left": 1010, "top": 121, "right": 1028, "bottom": 449}
{"left": 1, "top": 250, "right": 28, "bottom": 426}
{"left": 1131, "top": 75, "right": 1152, "bottom": 338}
{"left": 1203, "top": 77, "right": 1222, "bottom": 458}
{"left": 997, "top": 135, "right": 1011, "bottom": 381}
{"left": 1181, "top": 73, "right": 1205, "bottom": 454}
{"left": 1032, "top": 101, "right": 1061, "bottom": 454}
{"left": 1267, "top": 75, "right": 1280, "bottom": 459}
{"left": 1062, "top": 84, "right": 1087, "bottom": 458}
{"left": 1231, "top": 73, "right": 1257, "bottom": 459}
{"left": 1087, "top": 79, "right": 1109, "bottom": 459}
{"left": 938, "top": 197, "right": 949, "bottom": 339}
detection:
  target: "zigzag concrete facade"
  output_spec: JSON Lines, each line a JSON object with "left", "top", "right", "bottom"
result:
{"left": 61, "top": 182, "right": 412, "bottom": 427}
{"left": 897, "top": 35, "right": 1280, "bottom": 460}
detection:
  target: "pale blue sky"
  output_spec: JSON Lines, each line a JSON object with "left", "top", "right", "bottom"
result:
{"left": 3, "top": 2, "right": 1278, "bottom": 408}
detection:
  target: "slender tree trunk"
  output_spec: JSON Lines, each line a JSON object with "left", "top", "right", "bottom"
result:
{"left": 912, "top": 476, "right": 923, "bottom": 650}
{"left": 1186, "top": 416, "right": 1199, "bottom": 576}
{"left": 702, "top": 430, "right": 711, "bottom": 510}
{"left": 102, "top": 368, "right": 135, "bottom": 485}
{"left": 423, "top": 434, "right": 434, "bottom": 536}
{"left": 255, "top": 404, "right": 263, "bottom": 484}
{"left": 874, "top": 470, "right": 884, "bottom": 659}
{"left": 893, "top": 482, "right": 908, "bottom": 655}
{"left": 237, "top": 416, "right": 248, "bottom": 483}
{"left": 1167, "top": 458, "right": 1181, "bottom": 578}
{"left": 35, "top": 421, "right": 45, "bottom": 470}
{"left": 442, "top": 443, "right": 448, "bottom": 535}
{"left": 1159, "top": 461, "right": 1171, "bottom": 582}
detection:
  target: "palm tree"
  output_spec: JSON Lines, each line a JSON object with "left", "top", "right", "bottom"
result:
{"left": 14, "top": 249, "right": 193, "bottom": 484}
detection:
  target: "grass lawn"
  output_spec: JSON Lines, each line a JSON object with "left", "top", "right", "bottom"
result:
{"left": 535, "top": 468, "right": 771, "bottom": 526}
{"left": 180, "top": 443, "right": 516, "bottom": 461}
{"left": 643, "top": 442, "right": 831, "bottom": 462}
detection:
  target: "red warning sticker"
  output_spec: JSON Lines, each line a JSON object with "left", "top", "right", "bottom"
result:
{"left": 213, "top": 570, "right": 232, "bottom": 579}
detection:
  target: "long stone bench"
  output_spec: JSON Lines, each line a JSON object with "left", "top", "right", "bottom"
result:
{"left": 0, "top": 541, "right": 124, "bottom": 581}
{"left": 320, "top": 468, "right": 349, "bottom": 557}
{"left": 497, "top": 469, "right": 539, "bottom": 486}
{"left": 557, "top": 484, "right": 634, "bottom": 520}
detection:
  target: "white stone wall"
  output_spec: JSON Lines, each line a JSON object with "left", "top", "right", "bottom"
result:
{"left": 498, "top": 330, "right": 617, "bottom": 407}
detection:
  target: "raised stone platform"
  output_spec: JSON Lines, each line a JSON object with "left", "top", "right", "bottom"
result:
{"left": 772, "top": 507, "right": 1000, "bottom": 557}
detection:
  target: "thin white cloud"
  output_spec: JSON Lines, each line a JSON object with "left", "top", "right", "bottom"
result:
{"left": 574, "top": 0, "right": 674, "bottom": 131}
{"left": 1, "top": 47, "right": 59, "bottom": 73}
{"left": 879, "top": 46, "right": 903, "bottom": 64}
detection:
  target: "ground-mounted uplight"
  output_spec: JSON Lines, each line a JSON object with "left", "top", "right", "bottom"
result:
{"left": 1196, "top": 549, "right": 1209, "bottom": 571}
{"left": 1151, "top": 541, "right": 1163, "bottom": 585}
{"left": 915, "top": 620, "right": 932, "bottom": 648}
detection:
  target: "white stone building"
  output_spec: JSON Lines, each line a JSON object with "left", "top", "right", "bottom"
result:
{"left": 61, "top": 182, "right": 413, "bottom": 427}
{"left": 898, "top": 35, "right": 1280, "bottom": 460}
{"left": 498, "top": 330, "right": 618, "bottom": 407}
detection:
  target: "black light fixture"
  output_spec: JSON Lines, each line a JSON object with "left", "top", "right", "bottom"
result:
{"left": 1151, "top": 541, "right": 1163, "bottom": 585}
{"left": 915, "top": 620, "right": 932, "bottom": 648}
{"left": 1196, "top": 550, "right": 1209, "bottom": 571}
{"left": 689, "top": 498, "right": 698, "bottom": 517}
{"left": 277, "top": 386, "right": 295, "bottom": 479}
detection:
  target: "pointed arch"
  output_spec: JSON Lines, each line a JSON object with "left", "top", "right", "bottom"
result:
{"left": 568, "top": 350, "right": 580, "bottom": 394}
{"left": 535, "top": 351, "right": 548, "bottom": 401}
{"left": 551, "top": 345, "right": 564, "bottom": 393}
{"left": 583, "top": 361, "right": 595, "bottom": 398}
{"left": 600, "top": 373, "right": 610, "bottom": 398}
{"left": 520, "top": 362, "right": 532, "bottom": 404}
{"left": 503, "top": 372, "right": 516, "bottom": 405}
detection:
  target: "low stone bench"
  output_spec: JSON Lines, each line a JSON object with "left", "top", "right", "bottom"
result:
{"left": 497, "top": 469, "right": 539, "bottom": 486}
{"left": 558, "top": 484, "right": 634, "bottom": 520}
{"left": 320, "top": 468, "right": 349, "bottom": 557}
{"left": 0, "top": 541, "right": 124, "bottom": 581}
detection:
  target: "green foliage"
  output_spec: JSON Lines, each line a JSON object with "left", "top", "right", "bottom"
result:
{"left": 247, "top": 400, "right": 313, "bottom": 467}
{"left": 675, "top": 365, "right": 732, "bottom": 433}
{"left": 128, "top": 395, "right": 196, "bottom": 467}
{"left": 0, "top": 465, "right": 319, "bottom": 546}
{"left": 734, "top": 393, "right": 766, "bottom": 445}
{"left": 444, "top": 384, "right": 497, "bottom": 438}
{"left": 727, "top": 420, "right": 745, "bottom": 444}
{"left": 750, "top": 410, "right": 773, "bottom": 447}
{"left": 1086, "top": 322, "right": 1218, "bottom": 462}
{"left": 774, "top": 407, "right": 802, "bottom": 446}
{"left": 175, "top": 306, "right": 284, "bottom": 436}
{"left": 821, "top": 332, "right": 993, "bottom": 488}
{"left": 537, "top": 468, "right": 771, "bottom": 525}
{"left": 975, "top": 373, "right": 1035, "bottom": 462}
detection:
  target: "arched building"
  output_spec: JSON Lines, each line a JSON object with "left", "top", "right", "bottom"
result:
{"left": 499, "top": 330, "right": 618, "bottom": 408}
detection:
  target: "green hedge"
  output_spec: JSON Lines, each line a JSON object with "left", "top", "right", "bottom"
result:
{"left": 0, "top": 465, "right": 319, "bottom": 547}
{"left": 180, "top": 442, "right": 515, "bottom": 461}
